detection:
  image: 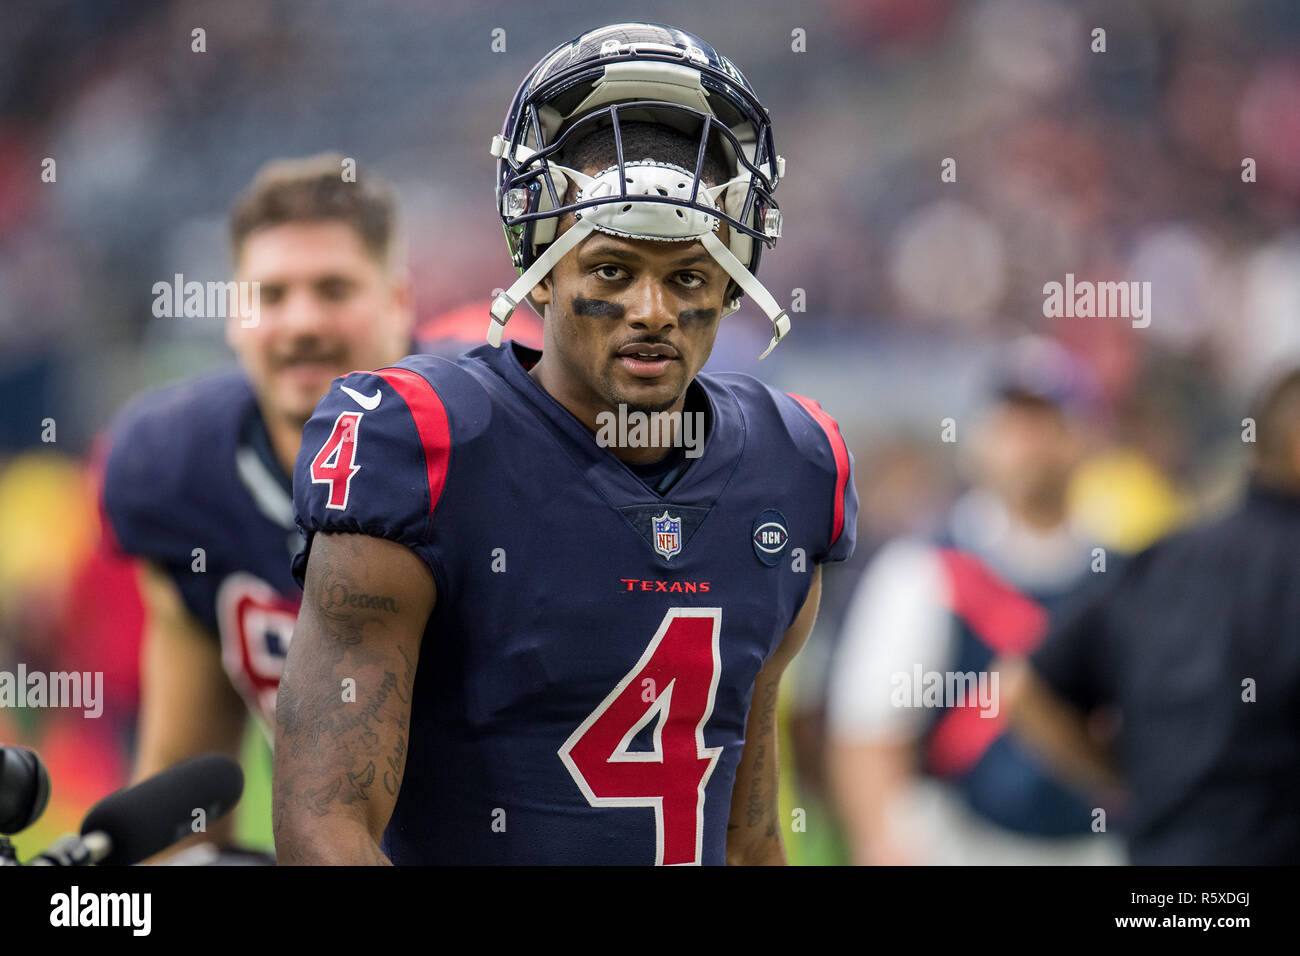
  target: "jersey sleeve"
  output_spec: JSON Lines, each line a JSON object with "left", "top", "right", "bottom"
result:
{"left": 291, "top": 364, "right": 452, "bottom": 594}
{"left": 99, "top": 407, "right": 208, "bottom": 612}
{"left": 786, "top": 392, "right": 858, "bottom": 565}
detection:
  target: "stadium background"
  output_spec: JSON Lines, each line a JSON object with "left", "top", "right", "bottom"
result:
{"left": 2, "top": 0, "right": 1298, "bottom": 863}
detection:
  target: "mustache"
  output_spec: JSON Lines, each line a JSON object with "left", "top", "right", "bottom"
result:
{"left": 271, "top": 341, "right": 346, "bottom": 367}
{"left": 614, "top": 338, "right": 680, "bottom": 359}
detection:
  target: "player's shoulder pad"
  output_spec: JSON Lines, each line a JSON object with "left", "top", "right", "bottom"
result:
{"left": 711, "top": 371, "right": 858, "bottom": 564}
{"left": 291, "top": 354, "right": 492, "bottom": 585}
{"left": 100, "top": 367, "right": 252, "bottom": 563}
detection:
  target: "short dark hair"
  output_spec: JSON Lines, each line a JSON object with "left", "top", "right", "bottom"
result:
{"left": 558, "top": 121, "right": 729, "bottom": 203}
{"left": 229, "top": 152, "right": 398, "bottom": 267}
{"left": 1251, "top": 366, "right": 1300, "bottom": 481}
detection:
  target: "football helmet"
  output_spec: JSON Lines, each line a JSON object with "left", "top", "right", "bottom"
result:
{"left": 489, "top": 22, "right": 789, "bottom": 358}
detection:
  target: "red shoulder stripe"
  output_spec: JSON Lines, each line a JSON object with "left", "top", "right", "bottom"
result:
{"left": 788, "top": 393, "right": 849, "bottom": 547}
{"left": 925, "top": 702, "right": 1006, "bottom": 778}
{"left": 936, "top": 548, "right": 1047, "bottom": 655}
{"left": 925, "top": 549, "right": 1048, "bottom": 775}
{"left": 376, "top": 368, "right": 451, "bottom": 515}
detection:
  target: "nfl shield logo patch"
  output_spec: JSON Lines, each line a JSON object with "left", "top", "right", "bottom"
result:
{"left": 652, "top": 510, "right": 682, "bottom": 560}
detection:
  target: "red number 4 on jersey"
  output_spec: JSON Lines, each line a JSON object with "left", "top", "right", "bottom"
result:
{"left": 559, "top": 608, "right": 724, "bottom": 866}
{"left": 310, "top": 411, "right": 363, "bottom": 510}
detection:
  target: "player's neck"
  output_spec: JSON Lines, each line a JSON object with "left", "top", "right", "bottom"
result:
{"left": 264, "top": 414, "right": 305, "bottom": 479}
{"left": 528, "top": 359, "right": 693, "bottom": 465}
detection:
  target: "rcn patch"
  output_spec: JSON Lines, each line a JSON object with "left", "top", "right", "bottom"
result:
{"left": 752, "top": 509, "right": 789, "bottom": 566}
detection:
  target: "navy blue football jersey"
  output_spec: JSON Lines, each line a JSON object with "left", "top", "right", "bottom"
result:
{"left": 101, "top": 369, "right": 303, "bottom": 730}
{"left": 292, "top": 342, "right": 857, "bottom": 864}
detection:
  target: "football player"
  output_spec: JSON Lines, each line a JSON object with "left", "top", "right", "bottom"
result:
{"left": 274, "top": 23, "right": 858, "bottom": 865}
{"left": 99, "top": 154, "right": 414, "bottom": 851}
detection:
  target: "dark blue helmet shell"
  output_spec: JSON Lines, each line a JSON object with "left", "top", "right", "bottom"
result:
{"left": 494, "top": 22, "right": 782, "bottom": 305}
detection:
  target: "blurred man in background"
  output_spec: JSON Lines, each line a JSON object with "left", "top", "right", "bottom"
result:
{"left": 784, "top": 434, "right": 954, "bottom": 864}
{"left": 1002, "top": 367, "right": 1300, "bottom": 865}
{"left": 827, "top": 338, "right": 1123, "bottom": 865}
{"left": 98, "top": 154, "right": 413, "bottom": 854}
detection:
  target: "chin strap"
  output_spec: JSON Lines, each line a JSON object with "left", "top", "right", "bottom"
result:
{"left": 488, "top": 219, "right": 790, "bottom": 358}
{"left": 698, "top": 231, "right": 789, "bottom": 359}
{"left": 488, "top": 217, "right": 596, "bottom": 348}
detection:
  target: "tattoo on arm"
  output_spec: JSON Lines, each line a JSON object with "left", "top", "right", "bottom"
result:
{"left": 317, "top": 562, "right": 401, "bottom": 642}
{"left": 274, "top": 537, "right": 418, "bottom": 850}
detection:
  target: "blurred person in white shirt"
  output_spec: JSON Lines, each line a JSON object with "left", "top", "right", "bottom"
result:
{"left": 826, "top": 338, "right": 1124, "bottom": 865}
